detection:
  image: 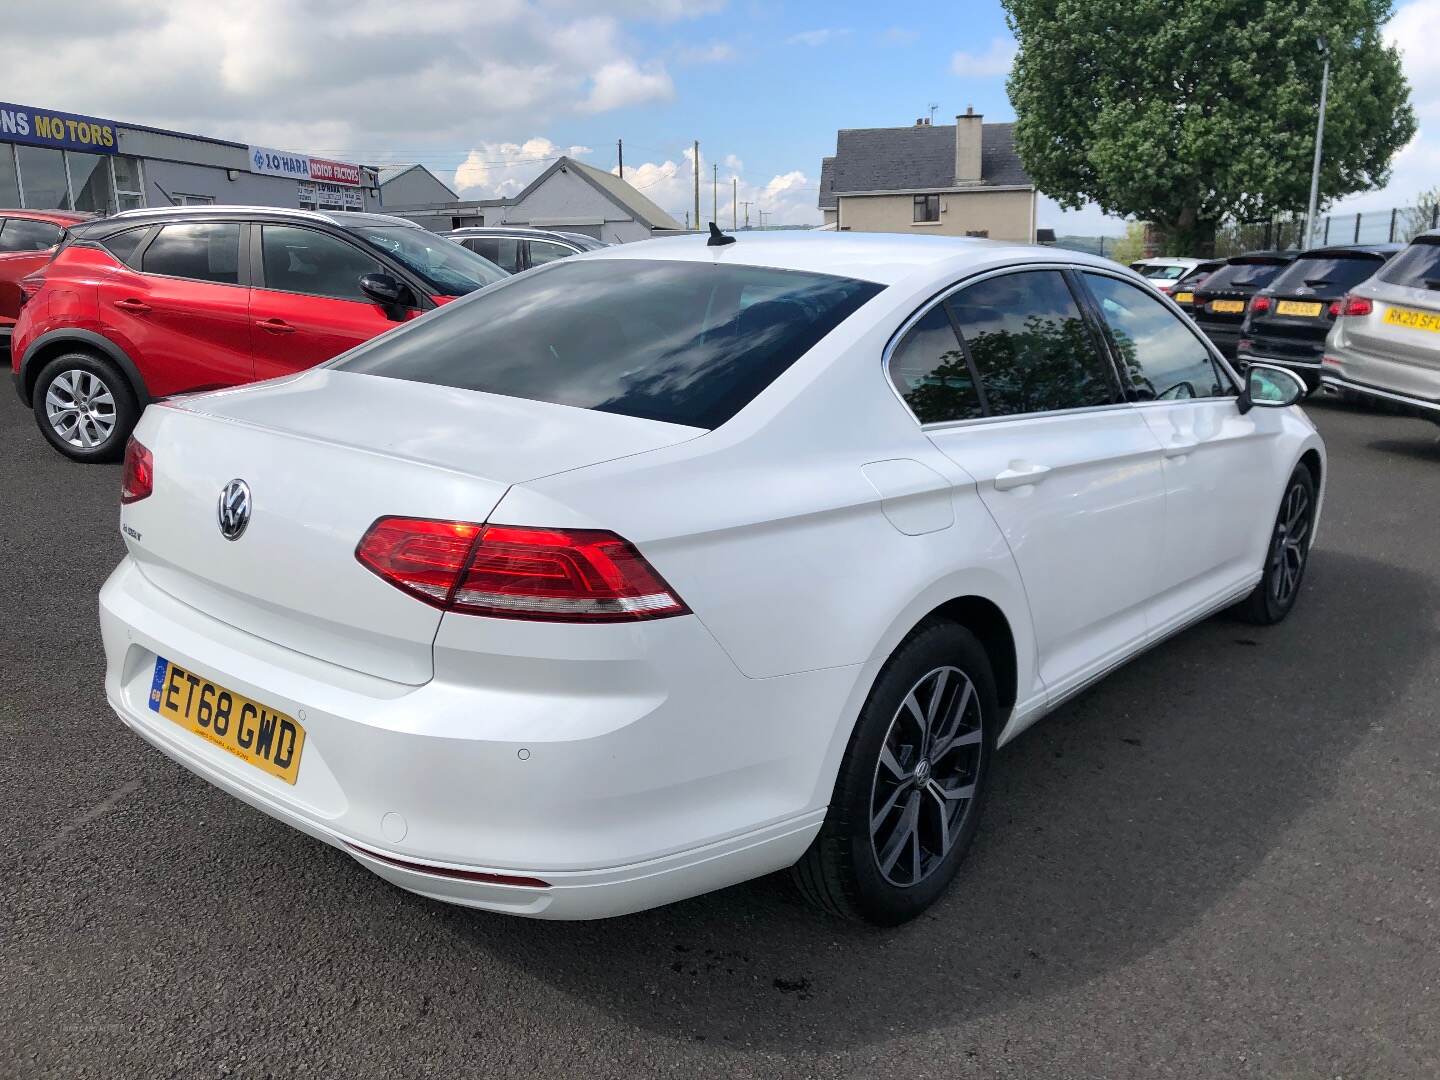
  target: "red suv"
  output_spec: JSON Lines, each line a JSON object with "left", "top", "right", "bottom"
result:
{"left": 1, "top": 209, "right": 91, "bottom": 344}
{"left": 11, "top": 206, "right": 507, "bottom": 461}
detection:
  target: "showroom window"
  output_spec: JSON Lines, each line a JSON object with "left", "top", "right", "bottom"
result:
{"left": 15, "top": 146, "right": 70, "bottom": 209}
{"left": 0, "top": 144, "right": 146, "bottom": 212}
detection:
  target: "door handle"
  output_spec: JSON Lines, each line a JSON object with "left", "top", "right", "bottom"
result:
{"left": 1163, "top": 437, "right": 1200, "bottom": 458}
{"left": 994, "top": 462, "right": 1052, "bottom": 491}
{"left": 113, "top": 298, "right": 151, "bottom": 313}
{"left": 255, "top": 318, "right": 296, "bottom": 334}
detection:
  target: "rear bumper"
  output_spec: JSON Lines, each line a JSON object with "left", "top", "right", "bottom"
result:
{"left": 1319, "top": 371, "right": 1440, "bottom": 423}
{"left": 99, "top": 557, "right": 849, "bottom": 918}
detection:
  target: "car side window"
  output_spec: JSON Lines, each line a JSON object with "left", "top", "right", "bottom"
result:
{"left": 1082, "top": 273, "right": 1231, "bottom": 399}
{"left": 948, "top": 270, "right": 1118, "bottom": 416}
{"left": 527, "top": 240, "right": 572, "bottom": 268}
{"left": 260, "top": 225, "right": 381, "bottom": 302}
{"left": 101, "top": 228, "right": 148, "bottom": 266}
{"left": 141, "top": 223, "right": 241, "bottom": 285}
{"left": 888, "top": 303, "right": 984, "bottom": 424}
{"left": 0, "top": 218, "right": 63, "bottom": 252}
{"left": 466, "top": 237, "right": 521, "bottom": 274}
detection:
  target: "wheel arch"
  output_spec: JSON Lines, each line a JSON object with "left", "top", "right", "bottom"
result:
{"left": 18, "top": 329, "right": 150, "bottom": 409}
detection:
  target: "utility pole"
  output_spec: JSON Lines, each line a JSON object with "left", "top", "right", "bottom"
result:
{"left": 740, "top": 201, "right": 752, "bottom": 228}
{"left": 617, "top": 138, "right": 623, "bottom": 180}
{"left": 712, "top": 163, "right": 718, "bottom": 226}
{"left": 1304, "top": 37, "right": 1331, "bottom": 249}
{"left": 692, "top": 140, "right": 700, "bottom": 232}
{"left": 732, "top": 177, "right": 738, "bottom": 230}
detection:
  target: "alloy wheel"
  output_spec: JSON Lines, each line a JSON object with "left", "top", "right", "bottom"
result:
{"left": 1269, "top": 481, "right": 1312, "bottom": 607}
{"left": 869, "top": 665, "right": 984, "bottom": 887}
{"left": 45, "top": 370, "right": 117, "bottom": 450}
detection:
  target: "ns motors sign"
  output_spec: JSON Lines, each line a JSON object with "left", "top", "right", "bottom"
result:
{"left": 248, "top": 145, "right": 362, "bottom": 186}
{"left": 0, "top": 101, "right": 118, "bottom": 154}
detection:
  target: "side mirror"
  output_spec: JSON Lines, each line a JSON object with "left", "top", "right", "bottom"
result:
{"left": 1237, "top": 363, "right": 1307, "bottom": 414}
{"left": 359, "top": 273, "right": 417, "bottom": 320}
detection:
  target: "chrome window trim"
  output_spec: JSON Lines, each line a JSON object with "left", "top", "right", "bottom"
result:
{"left": 882, "top": 260, "right": 1141, "bottom": 430}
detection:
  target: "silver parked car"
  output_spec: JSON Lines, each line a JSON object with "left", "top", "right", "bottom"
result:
{"left": 441, "top": 227, "right": 609, "bottom": 275}
{"left": 1321, "top": 230, "right": 1440, "bottom": 424}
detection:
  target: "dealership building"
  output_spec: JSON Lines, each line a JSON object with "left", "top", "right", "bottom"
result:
{"left": 0, "top": 100, "right": 383, "bottom": 216}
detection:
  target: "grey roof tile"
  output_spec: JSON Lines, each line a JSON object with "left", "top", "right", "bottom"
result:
{"left": 822, "top": 121, "right": 1030, "bottom": 204}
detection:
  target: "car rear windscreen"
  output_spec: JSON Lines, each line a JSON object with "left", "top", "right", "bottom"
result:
{"left": 1378, "top": 239, "right": 1440, "bottom": 291}
{"left": 334, "top": 259, "right": 884, "bottom": 429}
{"left": 1269, "top": 255, "right": 1383, "bottom": 296}
{"left": 1198, "top": 262, "right": 1288, "bottom": 292}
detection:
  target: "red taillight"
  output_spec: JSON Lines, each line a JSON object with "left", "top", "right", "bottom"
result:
{"left": 1250, "top": 295, "right": 1271, "bottom": 315}
{"left": 355, "top": 517, "right": 689, "bottom": 623}
{"left": 1337, "top": 294, "right": 1373, "bottom": 318}
{"left": 1328, "top": 301, "right": 1342, "bottom": 317}
{"left": 17, "top": 274, "right": 44, "bottom": 307}
{"left": 120, "top": 438, "right": 153, "bottom": 504}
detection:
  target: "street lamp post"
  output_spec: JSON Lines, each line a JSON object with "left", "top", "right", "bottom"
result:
{"left": 1304, "top": 37, "right": 1331, "bottom": 249}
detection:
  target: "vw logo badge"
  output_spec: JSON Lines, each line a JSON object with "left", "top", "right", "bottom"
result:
{"left": 217, "top": 479, "right": 252, "bottom": 541}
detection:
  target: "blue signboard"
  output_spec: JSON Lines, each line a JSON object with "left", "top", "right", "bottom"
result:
{"left": 0, "top": 101, "right": 118, "bottom": 155}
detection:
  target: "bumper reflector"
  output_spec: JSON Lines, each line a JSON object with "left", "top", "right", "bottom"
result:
{"left": 345, "top": 842, "right": 551, "bottom": 889}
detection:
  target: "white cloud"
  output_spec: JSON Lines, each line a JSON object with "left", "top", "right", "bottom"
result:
{"left": 787, "top": 28, "right": 850, "bottom": 47}
{"left": 580, "top": 58, "right": 676, "bottom": 113}
{"left": 1327, "top": 0, "right": 1440, "bottom": 213}
{"left": 452, "top": 137, "right": 594, "bottom": 198}
{"left": 0, "top": 0, "right": 682, "bottom": 155}
{"left": 617, "top": 147, "right": 819, "bottom": 227}
{"left": 949, "top": 37, "right": 1016, "bottom": 78}
{"left": 676, "top": 41, "right": 736, "bottom": 64}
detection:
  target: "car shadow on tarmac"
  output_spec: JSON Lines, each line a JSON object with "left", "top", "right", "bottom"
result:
{"left": 1367, "top": 435, "right": 1440, "bottom": 464}
{"left": 425, "top": 550, "right": 1435, "bottom": 1052}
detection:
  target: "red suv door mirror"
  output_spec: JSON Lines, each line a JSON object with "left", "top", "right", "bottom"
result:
{"left": 359, "top": 273, "right": 417, "bottom": 319}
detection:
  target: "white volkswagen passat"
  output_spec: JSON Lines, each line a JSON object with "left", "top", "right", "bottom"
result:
{"left": 101, "top": 232, "right": 1324, "bottom": 924}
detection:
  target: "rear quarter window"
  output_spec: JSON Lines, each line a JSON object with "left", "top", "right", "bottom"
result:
{"left": 1199, "top": 262, "right": 1287, "bottom": 292}
{"left": 1378, "top": 240, "right": 1440, "bottom": 291}
{"left": 1270, "top": 255, "right": 1383, "bottom": 295}
{"left": 334, "top": 259, "right": 883, "bottom": 429}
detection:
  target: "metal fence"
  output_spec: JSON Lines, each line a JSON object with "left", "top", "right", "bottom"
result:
{"left": 1218, "top": 202, "right": 1440, "bottom": 256}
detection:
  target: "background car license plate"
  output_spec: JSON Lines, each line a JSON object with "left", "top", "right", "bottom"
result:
{"left": 148, "top": 657, "right": 305, "bottom": 784}
{"left": 1210, "top": 300, "right": 1245, "bottom": 313}
{"left": 1174, "top": 291, "right": 1194, "bottom": 304}
{"left": 1383, "top": 306, "right": 1440, "bottom": 333}
{"left": 1277, "top": 300, "right": 1323, "bottom": 317}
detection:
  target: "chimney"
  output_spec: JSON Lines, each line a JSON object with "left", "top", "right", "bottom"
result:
{"left": 955, "top": 105, "right": 983, "bottom": 184}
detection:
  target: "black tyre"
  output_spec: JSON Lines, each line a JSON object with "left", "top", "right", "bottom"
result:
{"left": 32, "top": 352, "right": 138, "bottom": 463}
{"left": 1234, "top": 464, "right": 1317, "bottom": 625}
{"left": 793, "top": 621, "right": 996, "bottom": 925}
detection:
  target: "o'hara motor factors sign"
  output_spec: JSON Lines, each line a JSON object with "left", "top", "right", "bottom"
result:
{"left": 249, "top": 145, "right": 362, "bottom": 186}
{"left": 0, "top": 101, "right": 118, "bottom": 154}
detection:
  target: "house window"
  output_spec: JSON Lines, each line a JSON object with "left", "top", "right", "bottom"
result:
{"left": 913, "top": 194, "right": 940, "bottom": 223}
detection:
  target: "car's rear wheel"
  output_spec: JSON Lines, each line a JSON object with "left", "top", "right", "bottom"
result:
{"left": 1234, "top": 464, "right": 1317, "bottom": 625}
{"left": 793, "top": 621, "right": 996, "bottom": 925}
{"left": 32, "top": 353, "right": 138, "bottom": 463}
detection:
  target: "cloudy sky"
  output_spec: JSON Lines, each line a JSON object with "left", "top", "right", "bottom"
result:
{"left": 4, "top": 0, "right": 1437, "bottom": 232}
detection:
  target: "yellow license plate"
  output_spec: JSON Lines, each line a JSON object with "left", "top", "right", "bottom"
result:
{"left": 1383, "top": 306, "right": 1440, "bottom": 333}
{"left": 1174, "top": 291, "right": 1194, "bottom": 304}
{"left": 1277, "top": 300, "right": 1323, "bottom": 317}
{"left": 1210, "top": 299, "right": 1246, "bottom": 313}
{"left": 148, "top": 657, "right": 305, "bottom": 784}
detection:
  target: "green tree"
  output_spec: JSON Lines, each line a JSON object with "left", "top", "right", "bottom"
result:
{"left": 1003, "top": 0, "right": 1416, "bottom": 256}
{"left": 1108, "top": 221, "right": 1150, "bottom": 265}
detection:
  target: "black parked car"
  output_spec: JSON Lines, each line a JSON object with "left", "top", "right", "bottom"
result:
{"left": 441, "top": 227, "right": 609, "bottom": 274}
{"left": 1168, "top": 259, "right": 1226, "bottom": 315}
{"left": 1236, "top": 243, "right": 1402, "bottom": 392}
{"left": 1190, "top": 251, "right": 1297, "bottom": 358}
